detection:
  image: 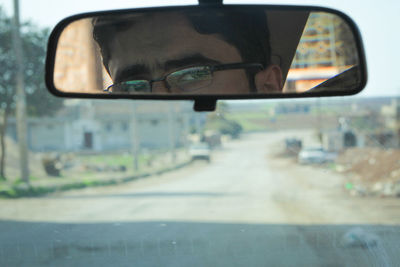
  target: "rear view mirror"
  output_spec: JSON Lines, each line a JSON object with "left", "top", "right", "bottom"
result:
{"left": 45, "top": 5, "right": 367, "bottom": 102}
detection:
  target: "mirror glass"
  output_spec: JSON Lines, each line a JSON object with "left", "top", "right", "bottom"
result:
{"left": 50, "top": 8, "right": 362, "bottom": 96}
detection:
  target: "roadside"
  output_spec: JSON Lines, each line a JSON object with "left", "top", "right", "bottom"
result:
{"left": 273, "top": 129, "right": 400, "bottom": 199}
{"left": 265, "top": 131, "right": 400, "bottom": 225}
{"left": 0, "top": 149, "right": 192, "bottom": 198}
{"left": 336, "top": 148, "right": 400, "bottom": 197}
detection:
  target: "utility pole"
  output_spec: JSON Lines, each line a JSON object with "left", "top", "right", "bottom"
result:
{"left": 131, "top": 103, "right": 139, "bottom": 171}
{"left": 183, "top": 113, "right": 190, "bottom": 154}
{"left": 195, "top": 114, "right": 202, "bottom": 136}
{"left": 168, "top": 104, "right": 176, "bottom": 163}
{"left": 316, "top": 98, "right": 323, "bottom": 146}
{"left": 12, "top": 0, "right": 29, "bottom": 183}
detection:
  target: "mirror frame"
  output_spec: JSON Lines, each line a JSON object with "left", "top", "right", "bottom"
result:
{"left": 45, "top": 4, "right": 368, "bottom": 106}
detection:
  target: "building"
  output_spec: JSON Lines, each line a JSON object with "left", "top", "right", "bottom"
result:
{"left": 381, "top": 99, "right": 400, "bottom": 147}
{"left": 285, "top": 12, "right": 358, "bottom": 92}
{"left": 271, "top": 103, "right": 311, "bottom": 115}
{"left": 7, "top": 100, "right": 201, "bottom": 153}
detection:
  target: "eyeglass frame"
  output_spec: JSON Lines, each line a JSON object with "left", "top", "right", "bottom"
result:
{"left": 104, "top": 62, "right": 264, "bottom": 93}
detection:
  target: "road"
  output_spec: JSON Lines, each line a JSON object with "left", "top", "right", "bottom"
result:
{"left": 1, "top": 132, "right": 399, "bottom": 266}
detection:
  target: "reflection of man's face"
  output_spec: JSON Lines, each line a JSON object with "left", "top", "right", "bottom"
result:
{"left": 105, "top": 13, "right": 282, "bottom": 94}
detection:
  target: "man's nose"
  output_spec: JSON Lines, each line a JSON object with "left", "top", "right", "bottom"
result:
{"left": 151, "top": 81, "right": 169, "bottom": 93}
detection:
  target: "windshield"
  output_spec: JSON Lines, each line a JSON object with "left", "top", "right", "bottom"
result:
{"left": 0, "top": 1, "right": 399, "bottom": 266}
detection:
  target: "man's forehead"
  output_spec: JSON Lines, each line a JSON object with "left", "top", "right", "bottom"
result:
{"left": 107, "top": 13, "right": 197, "bottom": 78}
{"left": 110, "top": 13, "right": 194, "bottom": 54}
{"left": 106, "top": 12, "right": 243, "bottom": 80}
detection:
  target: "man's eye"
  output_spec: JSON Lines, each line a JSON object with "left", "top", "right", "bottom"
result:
{"left": 168, "top": 67, "right": 212, "bottom": 92}
{"left": 111, "top": 80, "right": 151, "bottom": 93}
{"left": 181, "top": 69, "right": 210, "bottom": 81}
{"left": 180, "top": 72, "right": 197, "bottom": 81}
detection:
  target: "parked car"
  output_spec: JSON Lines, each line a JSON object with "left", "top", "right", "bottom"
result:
{"left": 298, "top": 147, "right": 337, "bottom": 164}
{"left": 189, "top": 142, "right": 211, "bottom": 162}
{"left": 285, "top": 138, "right": 302, "bottom": 156}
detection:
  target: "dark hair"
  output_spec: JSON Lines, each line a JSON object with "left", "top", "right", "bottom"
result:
{"left": 93, "top": 10, "right": 271, "bottom": 91}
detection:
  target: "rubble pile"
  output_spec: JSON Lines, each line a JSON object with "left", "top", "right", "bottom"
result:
{"left": 336, "top": 148, "right": 400, "bottom": 197}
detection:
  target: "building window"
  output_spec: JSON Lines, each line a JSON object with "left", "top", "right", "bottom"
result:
{"left": 105, "top": 123, "right": 112, "bottom": 132}
{"left": 121, "top": 122, "right": 128, "bottom": 131}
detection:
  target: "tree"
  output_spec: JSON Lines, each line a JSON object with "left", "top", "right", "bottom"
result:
{"left": 0, "top": 7, "right": 64, "bottom": 179}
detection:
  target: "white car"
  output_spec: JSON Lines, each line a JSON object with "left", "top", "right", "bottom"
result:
{"left": 298, "top": 148, "right": 337, "bottom": 164}
{"left": 189, "top": 143, "right": 211, "bottom": 162}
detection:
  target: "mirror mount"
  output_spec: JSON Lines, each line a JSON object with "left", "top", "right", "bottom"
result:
{"left": 194, "top": 99, "right": 217, "bottom": 112}
{"left": 198, "top": 0, "right": 223, "bottom": 5}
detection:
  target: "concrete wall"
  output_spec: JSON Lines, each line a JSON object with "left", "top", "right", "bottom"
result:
{"left": 29, "top": 122, "right": 66, "bottom": 151}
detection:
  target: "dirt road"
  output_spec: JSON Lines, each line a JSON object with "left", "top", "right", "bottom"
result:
{"left": 1, "top": 132, "right": 399, "bottom": 266}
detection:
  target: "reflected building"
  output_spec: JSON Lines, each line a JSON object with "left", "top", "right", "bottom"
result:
{"left": 53, "top": 19, "right": 111, "bottom": 93}
{"left": 285, "top": 12, "right": 358, "bottom": 92}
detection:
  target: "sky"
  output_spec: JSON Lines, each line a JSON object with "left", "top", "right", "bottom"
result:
{"left": 0, "top": 0, "right": 399, "bottom": 97}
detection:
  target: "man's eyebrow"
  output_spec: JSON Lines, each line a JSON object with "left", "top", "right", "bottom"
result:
{"left": 114, "top": 64, "right": 150, "bottom": 83}
{"left": 164, "top": 54, "right": 221, "bottom": 71}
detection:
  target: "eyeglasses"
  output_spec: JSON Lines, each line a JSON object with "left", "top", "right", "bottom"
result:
{"left": 105, "top": 63, "right": 263, "bottom": 94}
